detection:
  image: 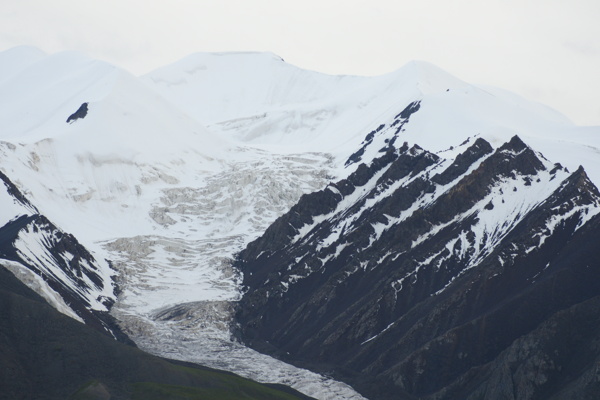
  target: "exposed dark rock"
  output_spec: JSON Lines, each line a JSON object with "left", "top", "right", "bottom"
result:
{"left": 235, "top": 135, "right": 600, "bottom": 400}
{"left": 395, "top": 101, "right": 421, "bottom": 119}
{"left": 0, "top": 170, "right": 129, "bottom": 343}
{"left": 0, "top": 170, "right": 36, "bottom": 210}
{"left": 67, "top": 102, "right": 89, "bottom": 123}
{"left": 346, "top": 101, "right": 421, "bottom": 167}
{"left": 431, "top": 137, "right": 493, "bottom": 185}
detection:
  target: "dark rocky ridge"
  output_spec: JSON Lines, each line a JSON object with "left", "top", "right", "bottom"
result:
{"left": 346, "top": 101, "right": 422, "bottom": 167}
{"left": 66, "top": 102, "right": 89, "bottom": 123}
{"left": 0, "top": 169, "right": 35, "bottom": 209}
{"left": 0, "top": 169, "right": 129, "bottom": 343}
{"left": 234, "top": 135, "right": 600, "bottom": 399}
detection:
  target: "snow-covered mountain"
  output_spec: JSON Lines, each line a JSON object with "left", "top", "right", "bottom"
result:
{"left": 0, "top": 166, "right": 124, "bottom": 341}
{"left": 142, "top": 51, "right": 600, "bottom": 184}
{"left": 1, "top": 45, "right": 600, "bottom": 400}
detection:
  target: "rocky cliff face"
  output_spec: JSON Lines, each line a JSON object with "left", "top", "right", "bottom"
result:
{"left": 235, "top": 134, "right": 600, "bottom": 399}
{"left": 0, "top": 170, "right": 126, "bottom": 342}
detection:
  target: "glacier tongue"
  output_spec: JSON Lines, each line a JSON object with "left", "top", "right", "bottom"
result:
{"left": 112, "top": 300, "right": 366, "bottom": 400}
{"left": 97, "top": 151, "right": 366, "bottom": 399}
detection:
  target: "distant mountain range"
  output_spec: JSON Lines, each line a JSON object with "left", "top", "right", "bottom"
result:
{"left": 1, "top": 46, "right": 599, "bottom": 399}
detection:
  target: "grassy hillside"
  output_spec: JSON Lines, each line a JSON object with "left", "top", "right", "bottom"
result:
{"left": 0, "top": 265, "right": 312, "bottom": 400}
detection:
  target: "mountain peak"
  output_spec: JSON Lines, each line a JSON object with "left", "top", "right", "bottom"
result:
{"left": 186, "top": 50, "right": 285, "bottom": 62}
{"left": 0, "top": 45, "right": 47, "bottom": 84}
{"left": 390, "top": 59, "right": 470, "bottom": 95}
{"left": 145, "top": 50, "right": 288, "bottom": 79}
{"left": 0, "top": 45, "right": 47, "bottom": 60}
{"left": 498, "top": 134, "right": 528, "bottom": 152}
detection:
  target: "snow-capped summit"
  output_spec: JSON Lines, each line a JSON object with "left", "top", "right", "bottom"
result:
{"left": 0, "top": 46, "right": 47, "bottom": 85}
{"left": 0, "top": 48, "right": 226, "bottom": 152}
{"left": 143, "top": 50, "right": 361, "bottom": 123}
{"left": 142, "top": 51, "right": 600, "bottom": 187}
{"left": 0, "top": 50, "right": 119, "bottom": 141}
{"left": 0, "top": 47, "right": 235, "bottom": 243}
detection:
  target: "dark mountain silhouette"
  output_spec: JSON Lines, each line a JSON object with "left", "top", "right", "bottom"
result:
{"left": 235, "top": 135, "right": 600, "bottom": 399}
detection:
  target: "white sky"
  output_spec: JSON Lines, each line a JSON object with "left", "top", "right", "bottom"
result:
{"left": 1, "top": 0, "right": 599, "bottom": 125}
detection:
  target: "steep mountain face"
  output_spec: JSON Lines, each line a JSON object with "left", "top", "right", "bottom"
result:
{"left": 235, "top": 131, "right": 600, "bottom": 399}
{"left": 0, "top": 169, "right": 126, "bottom": 341}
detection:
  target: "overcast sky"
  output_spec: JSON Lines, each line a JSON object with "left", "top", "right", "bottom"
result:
{"left": 2, "top": 0, "right": 599, "bottom": 125}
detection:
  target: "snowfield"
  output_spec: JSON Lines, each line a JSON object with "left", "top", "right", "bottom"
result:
{"left": 1, "top": 46, "right": 599, "bottom": 399}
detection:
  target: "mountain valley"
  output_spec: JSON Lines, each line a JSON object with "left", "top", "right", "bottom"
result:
{"left": 1, "top": 46, "right": 600, "bottom": 399}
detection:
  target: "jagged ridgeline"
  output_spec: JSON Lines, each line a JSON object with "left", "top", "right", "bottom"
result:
{"left": 235, "top": 135, "right": 600, "bottom": 400}
{"left": 0, "top": 169, "right": 129, "bottom": 341}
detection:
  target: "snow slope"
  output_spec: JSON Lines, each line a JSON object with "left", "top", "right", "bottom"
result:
{"left": 144, "top": 53, "right": 600, "bottom": 186}
{"left": 0, "top": 48, "right": 232, "bottom": 242}
{"left": 0, "top": 46, "right": 47, "bottom": 85}
{"left": 143, "top": 54, "right": 461, "bottom": 154}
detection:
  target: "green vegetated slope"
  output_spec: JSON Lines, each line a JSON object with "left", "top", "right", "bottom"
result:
{"left": 0, "top": 265, "right": 312, "bottom": 400}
